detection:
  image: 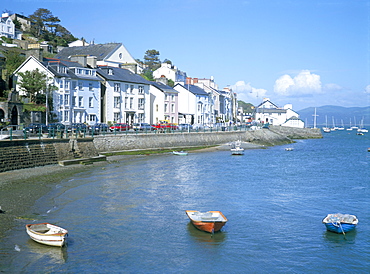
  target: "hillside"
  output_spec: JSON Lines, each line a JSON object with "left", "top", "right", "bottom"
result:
{"left": 298, "top": 106, "right": 370, "bottom": 128}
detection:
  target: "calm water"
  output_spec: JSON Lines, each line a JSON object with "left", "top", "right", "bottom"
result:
{"left": 1, "top": 130, "right": 369, "bottom": 273}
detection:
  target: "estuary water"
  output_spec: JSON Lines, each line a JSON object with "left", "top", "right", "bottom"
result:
{"left": 1, "top": 130, "right": 370, "bottom": 273}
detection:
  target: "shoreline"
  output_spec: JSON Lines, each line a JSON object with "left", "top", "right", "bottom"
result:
{"left": 0, "top": 142, "right": 263, "bottom": 238}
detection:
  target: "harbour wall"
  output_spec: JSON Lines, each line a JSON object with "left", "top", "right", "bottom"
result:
{"left": 0, "top": 127, "right": 322, "bottom": 173}
{"left": 92, "top": 126, "right": 322, "bottom": 152}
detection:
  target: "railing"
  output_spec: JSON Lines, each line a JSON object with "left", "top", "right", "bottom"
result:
{"left": 0, "top": 124, "right": 264, "bottom": 140}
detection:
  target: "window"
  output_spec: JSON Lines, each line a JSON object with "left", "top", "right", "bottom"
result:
{"left": 125, "top": 84, "right": 129, "bottom": 93}
{"left": 130, "top": 98, "right": 133, "bottom": 109}
{"left": 64, "top": 110, "right": 69, "bottom": 121}
{"left": 171, "top": 104, "right": 175, "bottom": 113}
{"left": 64, "top": 81, "right": 70, "bottom": 90}
{"left": 89, "top": 97, "right": 93, "bottom": 108}
{"left": 108, "top": 69, "right": 113, "bottom": 75}
{"left": 138, "top": 85, "right": 144, "bottom": 94}
{"left": 124, "top": 97, "right": 128, "bottom": 109}
{"left": 78, "top": 82, "right": 83, "bottom": 90}
{"left": 59, "top": 95, "right": 63, "bottom": 105}
{"left": 59, "top": 80, "right": 63, "bottom": 89}
{"left": 138, "top": 98, "right": 144, "bottom": 110}
{"left": 164, "top": 103, "right": 168, "bottom": 113}
{"left": 64, "top": 94, "right": 69, "bottom": 106}
{"left": 156, "top": 104, "right": 158, "bottom": 112}
{"left": 114, "top": 112, "right": 120, "bottom": 122}
{"left": 72, "top": 96, "right": 76, "bottom": 107}
{"left": 138, "top": 113, "right": 144, "bottom": 123}
{"left": 171, "top": 94, "right": 175, "bottom": 101}
{"left": 130, "top": 85, "right": 134, "bottom": 94}
{"left": 198, "top": 104, "right": 202, "bottom": 112}
{"left": 89, "top": 114, "right": 96, "bottom": 122}
{"left": 114, "top": 96, "right": 120, "bottom": 108}
{"left": 79, "top": 96, "right": 83, "bottom": 107}
{"left": 114, "top": 83, "right": 121, "bottom": 92}
{"left": 89, "top": 83, "right": 93, "bottom": 91}
{"left": 165, "top": 94, "right": 168, "bottom": 101}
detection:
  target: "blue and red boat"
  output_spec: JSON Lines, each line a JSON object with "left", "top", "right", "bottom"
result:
{"left": 322, "top": 213, "right": 358, "bottom": 234}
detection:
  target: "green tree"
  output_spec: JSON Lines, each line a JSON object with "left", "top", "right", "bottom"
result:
{"left": 17, "top": 68, "right": 55, "bottom": 103}
{"left": 238, "top": 100, "right": 255, "bottom": 113}
{"left": 143, "top": 49, "right": 161, "bottom": 71}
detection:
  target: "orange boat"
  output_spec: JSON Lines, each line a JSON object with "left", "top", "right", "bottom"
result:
{"left": 185, "top": 210, "right": 228, "bottom": 233}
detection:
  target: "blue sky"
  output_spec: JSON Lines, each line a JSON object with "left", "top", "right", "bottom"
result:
{"left": 3, "top": 0, "right": 370, "bottom": 110}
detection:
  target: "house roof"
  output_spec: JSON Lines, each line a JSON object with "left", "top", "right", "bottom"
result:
{"left": 255, "top": 108, "right": 287, "bottom": 114}
{"left": 55, "top": 43, "right": 122, "bottom": 61}
{"left": 97, "top": 66, "right": 150, "bottom": 85}
{"left": 255, "top": 99, "right": 280, "bottom": 109}
{"left": 175, "top": 83, "right": 208, "bottom": 96}
{"left": 42, "top": 57, "right": 100, "bottom": 81}
{"left": 150, "top": 81, "right": 178, "bottom": 93}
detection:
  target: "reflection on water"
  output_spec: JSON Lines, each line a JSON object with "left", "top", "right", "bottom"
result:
{"left": 187, "top": 222, "right": 227, "bottom": 245}
{"left": 322, "top": 230, "right": 357, "bottom": 246}
{"left": 27, "top": 239, "right": 68, "bottom": 264}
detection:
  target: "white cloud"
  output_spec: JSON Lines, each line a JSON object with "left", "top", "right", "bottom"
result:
{"left": 274, "top": 70, "right": 322, "bottom": 96}
{"left": 231, "top": 81, "right": 267, "bottom": 102}
{"left": 365, "top": 85, "right": 370, "bottom": 94}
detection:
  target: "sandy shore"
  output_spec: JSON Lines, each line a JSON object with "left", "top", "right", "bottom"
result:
{"left": 0, "top": 142, "right": 262, "bottom": 238}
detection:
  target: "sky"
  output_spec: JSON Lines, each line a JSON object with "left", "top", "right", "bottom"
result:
{"left": 3, "top": 0, "right": 370, "bottom": 110}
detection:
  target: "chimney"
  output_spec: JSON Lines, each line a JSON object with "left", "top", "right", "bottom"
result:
{"left": 70, "top": 55, "right": 87, "bottom": 67}
{"left": 86, "top": 55, "right": 97, "bottom": 68}
{"left": 186, "top": 77, "right": 192, "bottom": 85}
{"left": 193, "top": 78, "right": 198, "bottom": 84}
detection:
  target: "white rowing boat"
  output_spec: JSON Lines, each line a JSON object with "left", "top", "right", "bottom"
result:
{"left": 26, "top": 223, "right": 68, "bottom": 247}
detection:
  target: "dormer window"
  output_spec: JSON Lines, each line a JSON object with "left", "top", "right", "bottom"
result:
{"left": 108, "top": 69, "right": 113, "bottom": 75}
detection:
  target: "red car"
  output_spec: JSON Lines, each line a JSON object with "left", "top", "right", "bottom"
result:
{"left": 110, "top": 123, "right": 130, "bottom": 131}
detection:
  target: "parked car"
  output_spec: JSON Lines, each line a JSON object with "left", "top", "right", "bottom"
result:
{"left": 110, "top": 123, "right": 130, "bottom": 132}
{"left": 48, "top": 123, "right": 66, "bottom": 131}
{"left": 178, "top": 123, "right": 193, "bottom": 131}
{"left": 89, "top": 123, "right": 109, "bottom": 133}
{"left": 66, "top": 123, "right": 88, "bottom": 132}
{"left": 132, "top": 123, "right": 153, "bottom": 131}
{"left": 24, "top": 123, "right": 48, "bottom": 134}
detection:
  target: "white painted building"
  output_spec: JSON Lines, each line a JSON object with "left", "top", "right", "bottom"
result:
{"left": 174, "top": 83, "right": 212, "bottom": 125}
{"left": 254, "top": 98, "right": 304, "bottom": 128}
{"left": 0, "top": 13, "right": 18, "bottom": 39}
{"left": 12, "top": 56, "right": 101, "bottom": 126}
{"left": 97, "top": 66, "right": 151, "bottom": 125}
{"left": 149, "top": 81, "right": 178, "bottom": 124}
{"left": 153, "top": 63, "right": 187, "bottom": 83}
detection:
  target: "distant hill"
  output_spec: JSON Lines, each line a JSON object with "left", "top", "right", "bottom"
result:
{"left": 298, "top": 106, "right": 370, "bottom": 128}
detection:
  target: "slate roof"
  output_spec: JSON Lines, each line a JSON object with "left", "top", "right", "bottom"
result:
{"left": 42, "top": 57, "right": 101, "bottom": 81}
{"left": 150, "top": 81, "right": 178, "bottom": 93}
{"left": 55, "top": 43, "right": 121, "bottom": 61}
{"left": 176, "top": 84, "right": 209, "bottom": 96}
{"left": 97, "top": 66, "right": 150, "bottom": 85}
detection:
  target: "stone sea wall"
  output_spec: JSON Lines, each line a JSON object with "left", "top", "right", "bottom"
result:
{"left": 0, "top": 127, "right": 322, "bottom": 173}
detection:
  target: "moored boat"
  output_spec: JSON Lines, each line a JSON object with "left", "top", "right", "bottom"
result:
{"left": 230, "top": 140, "right": 244, "bottom": 155}
{"left": 26, "top": 223, "right": 68, "bottom": 247}
{"left": 285, "top": 147, "right": 294, "bottom": 151}
{"left": 185, "top": 210, "right": 228, "bottom": 233}
{"left": 173, "top": 151, "right": 188, "bottom": 156}
{"left": 322, "top": 213, "right": 358, "bottom": 234}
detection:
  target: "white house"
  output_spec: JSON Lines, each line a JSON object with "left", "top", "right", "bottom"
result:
{"left": 56, "top": 43, "right": 142, "bottom": 73}
{"left": 174, "top": 83, "right": 212, "bottom": 125}
{"left": 0, "top": 13, "right": 18, "bottom": 39}
{"left": 12, "top": 56, "right": 101, "bottom": 126}
{"left": 149, "top": 81, "right": 178, "bottom": 125}
{"left": 97, "top": 66, "right": 151, "bottom": 125}
{"left": 153, "top": 63, "right": 187, "bottom": 83}
{"left": 254, "top": 98, "right": 304, "bottom": 128}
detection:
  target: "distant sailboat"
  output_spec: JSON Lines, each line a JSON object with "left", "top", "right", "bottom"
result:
{"left": 323, "top": 115, "right": 331, "bottom": 133}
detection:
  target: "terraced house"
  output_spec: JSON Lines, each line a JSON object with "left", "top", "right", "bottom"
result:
{"left": 12, "top": 56, "right": 101, "bottom": 126}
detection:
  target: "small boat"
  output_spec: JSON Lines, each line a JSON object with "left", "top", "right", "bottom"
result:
{"left": 26, "top": 223, "right": 68, "bottom": 247}
{"left": 285, "top": 147, "right": 294, "bottom": 151}
{"left": 230, "top": 140, "right": 244, "bottom": 155}
{"left": 185, "top": 210, "right": 228, "bottom": 233}
{"left": 173, "top": 151, "right": 188, "bottom": 156}
{"left": 322, "top": 127, "right": 331, "bottom": 133}
{"left": 322, "top": 213, "right": 358, "bottom": 234}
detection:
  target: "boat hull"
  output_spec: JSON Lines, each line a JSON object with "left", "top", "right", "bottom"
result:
{"left": 186, "top": 210, "right": 227, "bottom": 233}
{"left": 26, "top": 223, "right": 68, "bottom": 247}
{"left": 324, "top": 223, "right": 357, "bottom": 234}
{"left": 322, "top": 214, "right": 358, "bottom": 234}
